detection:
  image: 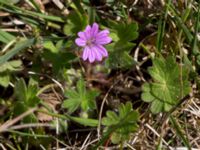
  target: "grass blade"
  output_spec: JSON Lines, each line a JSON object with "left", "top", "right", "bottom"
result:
{"left": 170, "top": 116, "right": 191, "bottom": 149}
{"left": 0, "top": 38, "right": 35, "bottom": 65}
{"left": 0, "top": 0, "right": 64, "bottom": 22}
{"left": 167, "top": 3, "right": 193, "bottom": 43}
{"left": 88, "top": 6, "right": 96, "bottom": 24}
{"left": 156, "top": 0, "right": 171, "bottom": 52}
{"left": 191, "top": 3, "right": 200, "bottom": 55}
{"left": 0, "top": 29, "right": 15, "bottom": 44}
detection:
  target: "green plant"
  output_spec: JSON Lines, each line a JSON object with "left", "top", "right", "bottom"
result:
{"left": 14, "top": 78, "right": 40, "bottom": 123}
{"left": 141, "top": 56, "right": 190, "bottom": 114}
{"left": 62, "top": 79, "right": 99, "bottom": 114}
{"left": 106, "top": 21, "right": 138, "bottom": 69}
{"left": 102, "top": 102, "right": 139, "bottom": 144}
{"left": 0, "top": 60, "right": 22, "bottom": 87}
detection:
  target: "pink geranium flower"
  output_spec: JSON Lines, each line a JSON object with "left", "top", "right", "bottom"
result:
{"left": 75, "top": 23, "right": 112, "bottom": 63}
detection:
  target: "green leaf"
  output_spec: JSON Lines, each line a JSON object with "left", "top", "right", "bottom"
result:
{"left": 106, "top": 42, "right": 136, "bottom": 69}
{"left": 77, "top": 79, "right": 85, "bottom": 95}
{"left": 102, "top": 102, "right": 139, "bottom": 144}
{"left": 109, "top": 32, "right": 119, "bottom": 42}
{"left": 141, "top": 56, "right": 190, "bottom": 114}
{"left": 0, "top": 38, "right": 35, "bottom": 65}
{"left": 43, "top": 41, "right": 58, "bottom": 53}
{"left": 42, "top": 50, "right": 75, "bottom": 74}
{"left": 14, "top": 79, "right": 39, "bottom": 122}
{"left": 72, "top": 0, "right": 85, "bottom": 14}
{"left": 112, "top": 22, "right": 138, "bottom": 42}
{"left": 88, "top": 6, "right": 96, "bottom": 24}
{"left": 0, "top": 60, "right": 22, "bottom": 87}
{"left": 150, "top": 100, "right": 163, "bottom": 114}
{"left": 15, "top": 78, "right": 40, "bottom": 107}
{"left": 7, "top": 0, "right": 20, "bottom": 4}
{"left": 0, "top": 72, "right": 10, "bottom": 87}
{"left": 85, "top": 90, "right": 99, "bottom": 110}
{"left": 105, "top": 21, "right": 138, "bottom": 69}
{"left": 70, "top": 116, "right": 98, "bottom": 127}
{"left": 62, "top": 89, "right": 81, "bottom": 113}
{"left": 141, "top": 83, "right": 155, "bottom": 102}
{"left": 63, "top": 10, "right": 88, "bottom": 35}
{"left": 15, "top": 78, "right": 27, "bottom": 102}
{"left": 26, "top": 85, "right": 40, "bottom": 107}
{"left": 62, "top": 79, "right": 99, "bottom": 114}
{"left": 0, "top": 60, "right": 22, "bottom": 72}
{"left": 13, "top": 102, "right": 37, "bottom": 123}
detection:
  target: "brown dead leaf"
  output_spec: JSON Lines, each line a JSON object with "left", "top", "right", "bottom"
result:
{"left": 37, "top": 92, "right": 62, "bottom": 122}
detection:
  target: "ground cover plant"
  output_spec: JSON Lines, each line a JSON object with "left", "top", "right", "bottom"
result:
{"left": 0, "top": 0, "right": 200, "bottom": 149}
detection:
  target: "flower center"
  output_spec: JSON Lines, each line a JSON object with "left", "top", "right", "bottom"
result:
{"left": 86, "top": 38, "right": 95, "bottom": 46}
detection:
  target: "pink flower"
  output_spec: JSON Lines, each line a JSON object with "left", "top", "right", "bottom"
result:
{"left": 75, "top": 23, "right": 112, "bottom": 63}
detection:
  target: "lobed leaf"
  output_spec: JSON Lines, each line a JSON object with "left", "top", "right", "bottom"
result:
{"left": 62, "top": 79, "right": 99, "bottom": 114}
{"left": 105, "top": 21, "right": 138, "bottom": 69}
{"left": 102, "top": 102, "right": 139, "bottom": 144}
{"left": 141, "top": 56, "right": 190, "bottom": 114}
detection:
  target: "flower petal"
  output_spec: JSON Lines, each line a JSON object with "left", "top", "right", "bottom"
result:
{"left": 92, "top": 46, "right": 102, "bottom": 61}
{"left": 91, "top": 23, "right": 99, "bottom": 37}
{"left": 85, "top": 25, "right": 92, "bottom": 32}
{"left": 96, "top": 29, "right": 110, "bottom": 38}
{"left": 78, "top": 32, "right": 86, "bottom": 40}
{"left": 85, "top": 25, "right": 92, "bottom": 39}
{"left": 95, "top": 45, "right": 108, "bottom": 57}
{"left": 95, "top": 37, "right": 112, "bottom": 45}
{"left": 75, "top": 38, "right": 86, "bottom": 47}
{"left": 82, "top": 46, "right": 90, "bottom": 60}
{"left": 88, "top": 47, "right": 95, "bottom": 63}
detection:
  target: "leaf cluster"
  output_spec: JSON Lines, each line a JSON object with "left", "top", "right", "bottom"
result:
{"left": 62, "top": 79, "right": 99, "bottom": 114}
{"left": 14, "top": 79, "right": 40, "bottom": 123}
{"left": 106, "top": 21, "right": 138, "bottom": 69}
{"left": 102, "top": 102, "right": 139, "bottom": 144}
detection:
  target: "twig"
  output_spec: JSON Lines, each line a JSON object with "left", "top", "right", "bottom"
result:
{"left": 56, "top": 118, "right": 59, "bottom": 149}
{"left": 0, "top": 144, "right": 6, "bottom": 150}
{"left": 7, "top": 123, "right": 54, "bottom": 130}
{"left": 145, "top": 123, "right": 173, "bottom": 150}
{"left": 97, "top": 84, "right": 115, "bottom": 139}
{"left": 0, "top": 107, "right": 37, "bottom": 133}
{"left": 52, "top": 0, "right": 69, "bottom": 15}
{"left": 126, "top": 143, "right": 136, "bottom": 150}
{"left": 2, "top": 39, "right": 16, "bottom": 53}
{"left": 0, "top": 12, "right": 10, "bottom": 16}
{"left": 1, "top": 29, "right": 28, "bottom": 32}
{"left": 80, "top": 132, "right": 92, "bottom": 150}
{"left": 81, "top": 138, "right": 99, "bottom": 149}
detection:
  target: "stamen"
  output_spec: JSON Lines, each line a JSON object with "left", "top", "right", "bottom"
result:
{"left": 86, "top": 38, "right": 95, "bottom": 46}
